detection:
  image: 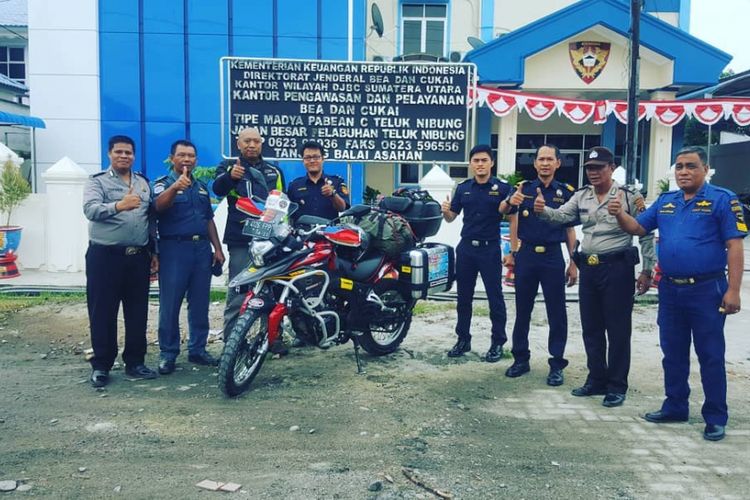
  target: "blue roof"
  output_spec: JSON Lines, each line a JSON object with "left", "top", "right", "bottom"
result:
{"left": 0, "top": 111, "right": 46, "bottom": 128}
{"left": 464, "top": 0, "right": 730, "bottom": 87}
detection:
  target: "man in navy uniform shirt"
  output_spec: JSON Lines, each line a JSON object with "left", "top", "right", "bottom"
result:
{"left": 154, "top": 140, "right": 225, "bottom": 374}
{"left": 610, "top": 146, "right": 746, "bottom": 441}
{"left": 441, "top": 144, "right": 511, "bottom": 362}
{"left": 288, "top": 140, "right": 350, "bottom": 221}
{"left": 499, "top": 144, "right": 578, "bottom": 386}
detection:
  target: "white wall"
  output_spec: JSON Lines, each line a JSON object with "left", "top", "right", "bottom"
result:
{"left": 28, "top": 0, "right": 101, "bottom": 190}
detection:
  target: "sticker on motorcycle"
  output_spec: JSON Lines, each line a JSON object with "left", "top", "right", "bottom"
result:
{"left": 247, "top": 298, "right": 265, "bottom": 308}
{"left": 401, "top": 265, "right": 412, "bottom": 274}
{"left": 340, "top": 278, "right": 354, "bottom": 290}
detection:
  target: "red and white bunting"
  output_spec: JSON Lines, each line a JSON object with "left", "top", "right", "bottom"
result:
{"left": 730, "top": 103, "right": 750, "bottom": 126}
{"left": 474, "top": 85, "right": 750, "bottom": 127}
{"left": 523, "top": 98, "right": 557, "bottom": 121}
{"left": 486, "top": 92, "right": 518, "bottom": 116}
{"left": 689, "top": 103, "right": 725, "bottom": 125}
{"left": 559, "top": 101, "right": 596, "bottom": 124}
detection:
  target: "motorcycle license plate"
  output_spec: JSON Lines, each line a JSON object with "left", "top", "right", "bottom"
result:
{"left": 243, "top": 220, "right": 274, "bottom": 239}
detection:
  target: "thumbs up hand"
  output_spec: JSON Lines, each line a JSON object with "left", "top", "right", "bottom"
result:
{"left": 533, "top": 187, "right": 546, "bottom": 213}
{"left": 509, "top": 184, "right": 525, "bottom": 207}
{"left": 173, "top": 165, "right": 192, "bottom": 191}
{"left": 441, "top": 194, "right": 452, "bottom": 215}
{"left": 117, "top": 185, "right": 141, "bottom": 211}
{"left": 230, "top": 158, "right": 245, "bottom": 180}
{"left": 607, "top": 191, "right": 624, "bottom": 216}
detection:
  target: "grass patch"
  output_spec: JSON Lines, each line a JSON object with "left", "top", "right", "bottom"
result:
{"left": 413, "top": 301, "right": 455, "bottom": 316}
{"left": 0, "top": 293, "right": 86, "bottom": 314}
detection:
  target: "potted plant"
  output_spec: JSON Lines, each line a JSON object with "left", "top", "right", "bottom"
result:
{"left": 0, "top": 158, "right": 32, "bottom": 277}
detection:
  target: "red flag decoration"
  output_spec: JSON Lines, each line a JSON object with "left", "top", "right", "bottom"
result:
{"left": 486, "top": 92, "right": 517, "bottom": 116}
{"left": 524, "top": 98, "right": 557, "bottom": 121}
{"left": 560, "top": 101, "right": 596, "bottom": 124}
{"left": 690, "top": 103, "right": 725, "bottom": 125}
{"left": 652, "top": 104, "right": 687, "bottom": 126}
{"left": 730, "top": 103, "right": 750, "bottom": 126}
{"left": 473, "top": 85, "right": 750, "bottom": 127}
{"left": 610, "top": 101, "right": 647, "bottom": 124}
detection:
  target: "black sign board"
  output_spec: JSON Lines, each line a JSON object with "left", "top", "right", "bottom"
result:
{"left": 221, "top": 58, "right": 475, "bottom": 163}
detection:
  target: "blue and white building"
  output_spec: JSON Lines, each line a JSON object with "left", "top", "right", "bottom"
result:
{"left": 28, "top": 0, "right": 731, "bottom": 200}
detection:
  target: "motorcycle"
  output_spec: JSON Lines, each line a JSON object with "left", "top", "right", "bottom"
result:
{"left": 218, "top": 190, "right": 427, "bottom": 397}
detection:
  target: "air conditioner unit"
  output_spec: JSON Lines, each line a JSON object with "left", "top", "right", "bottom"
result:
{"left": 449, "top": 51, "right": 463, "bottom": 63}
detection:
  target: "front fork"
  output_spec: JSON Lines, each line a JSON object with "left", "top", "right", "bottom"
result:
{"left": 240, "top": 290, "right": 287, "bottom": 346}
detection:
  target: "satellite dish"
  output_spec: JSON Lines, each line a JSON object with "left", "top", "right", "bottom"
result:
{"left": 371, "top": 3, "right": 384, "bottom": 38}
{"left": 467, "top": 36, "right": 485, "bottom": 49}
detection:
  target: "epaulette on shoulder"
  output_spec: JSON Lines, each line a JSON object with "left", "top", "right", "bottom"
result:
{"left": 153, "top": 175, "right": 168, "bottom": 184}
{"left": 576, "top": 185, "right": 590, "bottom": 192}
{"left": 134, "top": 171, "right": 150, "bottom": 182}
{"left": 565, "top": 183, "right": 575, "bottom": 192}
{"left": 619, "top": 185, "right": 641, "bottom": 194}
{"left": 459, "top": 178, "right": 472, "bottom": 185}
{"left": 91, "top": 171, "right": 106, "bottom": 178}
{"left": 710, "top": 185, "right": 736, "bottom": 196}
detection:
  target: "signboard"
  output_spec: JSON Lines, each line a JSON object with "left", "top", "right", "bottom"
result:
{"left": 221, "top": 58, "right": 475, "bottom": 163}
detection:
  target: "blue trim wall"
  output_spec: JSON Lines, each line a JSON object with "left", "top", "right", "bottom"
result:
{"left": 99, "top": 0, "right": 365, "bottom": 201}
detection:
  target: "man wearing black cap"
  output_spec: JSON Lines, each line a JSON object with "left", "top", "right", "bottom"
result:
{"left": 535, "top": 146, "right": 655, "bottom": 407}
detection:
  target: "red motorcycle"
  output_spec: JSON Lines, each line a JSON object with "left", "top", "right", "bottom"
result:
{"left": 218, "top": 191, "right": 453, "bottom": 397}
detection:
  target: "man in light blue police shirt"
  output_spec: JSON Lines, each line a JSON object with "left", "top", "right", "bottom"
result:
{"left": 609, "top": 146, "right": 746, "bottom": 442}
{"left": 154, "top": 140, "right": 225, "bottom": 375}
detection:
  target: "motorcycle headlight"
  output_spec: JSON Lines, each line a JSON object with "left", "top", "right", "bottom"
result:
{"left": 250, "top": 240, "right": 274, "bottom": 267}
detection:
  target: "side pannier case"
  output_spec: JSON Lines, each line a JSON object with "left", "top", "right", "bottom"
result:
{"left": 398, "top": 243, "right": 455, "bottom": 299}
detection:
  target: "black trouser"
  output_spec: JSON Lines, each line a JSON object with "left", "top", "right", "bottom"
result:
{"left": 455, "top": 239, "right": 507, "bottom": 345}
{"left": 511, "top": 244, "right": 568, "bottom": 369}
{"left": 86, "top": 244, "right": 151, "bottom": 371}
{"left": 578, "top": 254, "right": 635, "bottom": 394}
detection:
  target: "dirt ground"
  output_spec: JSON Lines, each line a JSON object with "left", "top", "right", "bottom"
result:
{"left": 1, "top": 294, "right": 749, "bottom": 499}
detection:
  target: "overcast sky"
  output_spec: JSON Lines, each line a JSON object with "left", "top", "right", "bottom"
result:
{"left": 690, "top": 0, "right": 750, "bottom": 74}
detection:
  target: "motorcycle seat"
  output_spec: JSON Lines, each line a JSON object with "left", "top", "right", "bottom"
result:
{"left": 335, "top": 252, "right": 384, "bottom": 282}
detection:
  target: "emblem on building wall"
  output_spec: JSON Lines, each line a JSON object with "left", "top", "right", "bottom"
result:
{"left": 568, "top": 42, "right": 611, "bottom": 84}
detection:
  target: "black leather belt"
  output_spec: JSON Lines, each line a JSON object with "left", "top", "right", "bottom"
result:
{"left": 664, "top": 272, "right": 725, "bottom": 285}
{"left": 467, "top": 239, "right": 497, "bottom": 247}
{"left": 90, "top": 243, "right": 147, "bottom": 256}
{"left": 521, "top": 243, "right": 562, "bottom": 254}
{"left": 160, "top": 235, "right": 206, "bottom": 241}
{"left": 580, "top": 250, "right": 628, "bottom": 266}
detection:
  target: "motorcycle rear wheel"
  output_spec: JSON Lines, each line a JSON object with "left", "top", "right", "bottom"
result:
{"left": 358, "top": 285, "right": 413, "bottom": 356}
{"left": 218, "top": 310, "right": 270, "bottom": 397}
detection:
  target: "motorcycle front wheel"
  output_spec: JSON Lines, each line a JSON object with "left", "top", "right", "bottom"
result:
{"left": 358, "top": 284, "right": 413, "bottom": 356}
{"left": 218, "top": 310, "right": 270, "bottom": 397}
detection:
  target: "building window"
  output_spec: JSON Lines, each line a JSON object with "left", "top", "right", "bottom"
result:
{"left": 0, "top": 46, "right": 26, "bottom": 84}
{"left": 402, "top": 4, "right": 447, "bottom": 57}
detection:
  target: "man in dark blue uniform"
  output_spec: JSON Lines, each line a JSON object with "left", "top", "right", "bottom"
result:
{"left": 154, "top": 140, "right": 225, "bottom": 374}
{"left": 610, "top": 146, "right": 746, "bottom": 441}
{"left": 499, "top": 144, "right": 578, "bottom": 385}
{"left": 213, "top": 128, "right": 271, "bottom": 349}
{"left": 441, "top": 144, "right": 511, "bottom": 362}
{"left": 287, "top": 140, "right": 350, "bottom": 221}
